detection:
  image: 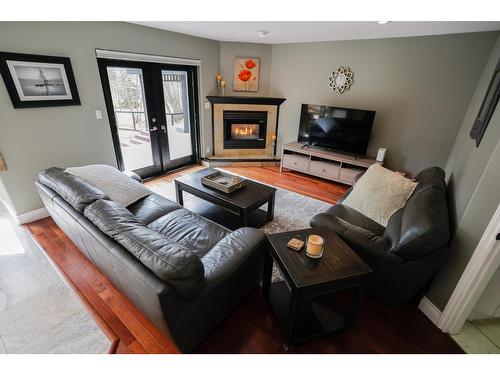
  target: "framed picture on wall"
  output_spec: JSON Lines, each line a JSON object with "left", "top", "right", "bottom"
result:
{"left": 470, "top": 58, "right": 500, "bottom": 147}
{"left": 0, "top": 51, "right": 80, "bottom": 108}
{"left": 233, "top": 57, "right": 260, "bottom": 92}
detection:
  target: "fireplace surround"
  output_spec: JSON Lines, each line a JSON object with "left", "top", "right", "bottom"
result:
{"left": 207, "top": 96, "right": 286, "bottom": 158}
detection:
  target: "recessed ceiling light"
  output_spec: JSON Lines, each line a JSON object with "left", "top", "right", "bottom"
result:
{"left": 376, "top": 21, "right": 390, "bottom": 25}
{"left": 258, "top": 30, "right": 269, "bottom": 37}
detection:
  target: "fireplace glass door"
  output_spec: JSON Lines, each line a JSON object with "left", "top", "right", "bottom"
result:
{"left": 223, "top": 110, "right": 267, "bottom": 149}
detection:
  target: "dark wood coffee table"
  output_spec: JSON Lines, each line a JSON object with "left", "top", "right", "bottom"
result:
{"left": 263, "top": 227, "right": 372, "bottom": 349}
{"left": 174, "top": 168, "right": 276, "bottom": 229}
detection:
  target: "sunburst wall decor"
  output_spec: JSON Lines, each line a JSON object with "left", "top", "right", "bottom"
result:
{"left": 329, "top": 66, "right": 354, "bottom": 94}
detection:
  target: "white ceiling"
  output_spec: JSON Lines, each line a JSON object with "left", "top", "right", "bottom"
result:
{"left": 132, "top": 21, "right": 500, "bottom": 44}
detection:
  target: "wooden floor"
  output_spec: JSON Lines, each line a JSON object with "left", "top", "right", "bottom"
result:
{"left": 222, "top": 166, "right": 348, "bottom": 204}
{"left": 24, "top": 164, "right": 462, "bottom": 354}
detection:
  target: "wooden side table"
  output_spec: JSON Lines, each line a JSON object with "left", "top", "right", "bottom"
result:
{"left": 263, "top": 227, "right": 372, "bottom": 349}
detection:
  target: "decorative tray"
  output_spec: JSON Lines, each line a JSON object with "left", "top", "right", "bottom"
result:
{"left": 201, "top": 171, "right": 245, "bottom": 194}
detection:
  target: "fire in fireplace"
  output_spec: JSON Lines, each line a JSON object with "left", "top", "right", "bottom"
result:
{"left": 231, "top": 124, "right": 259, "bottom": 139}
{"left": 223, "top": 111, "right": 267, "bottom": 149}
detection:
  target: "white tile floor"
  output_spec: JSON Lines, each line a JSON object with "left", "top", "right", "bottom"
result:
{"left": 451, "top": 319, "right": 500, "bottom": 354}
{"left": 0, "top": 201, "right": 110, "bottom": 354}
{"left": 474, "top": 318, "right": 500, "bottom": 347}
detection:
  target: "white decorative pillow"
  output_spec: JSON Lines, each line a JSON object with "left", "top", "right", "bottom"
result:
{"left": 342, "top": 164, "right": 417, "bottom": 227}
{"left": 66, "top": 165, "right": 151, "bottom": 207}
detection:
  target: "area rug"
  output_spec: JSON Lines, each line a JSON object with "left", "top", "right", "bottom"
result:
{"left": 260, "top": 187, "right": 331, "bottom": 234}
{"left": 217, "top": 168, "right": 332, "bottom": 234}
{"left": 260, "top": 187, "right": 331, "bottom": 282}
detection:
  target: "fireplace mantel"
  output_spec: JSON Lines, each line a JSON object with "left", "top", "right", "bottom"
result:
{"left": 207, "top": 96, "right": 286, "bottom": 106}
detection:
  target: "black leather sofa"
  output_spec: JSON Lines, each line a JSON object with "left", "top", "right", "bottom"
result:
{"left": 310, "top": 167, "right": 450, "bottom": 306}
{"left": 36, "top": 167, "right": 267, "bottom": 352}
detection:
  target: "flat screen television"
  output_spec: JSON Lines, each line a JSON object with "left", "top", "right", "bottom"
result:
{"left": 298, "top": 104, "right": 375, "bottom": 155}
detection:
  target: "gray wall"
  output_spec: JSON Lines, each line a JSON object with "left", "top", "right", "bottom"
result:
{"left": 426, "top": 35, "right": 500, "bottom": 310}
{"left": 0, "top": 22, "right": 220, "bottom": 216}
{"left": 220, "top": 42, "right": 272, "bottom": 96}
{"left": 269, "top": 33, "right": 498, "bottom": 172}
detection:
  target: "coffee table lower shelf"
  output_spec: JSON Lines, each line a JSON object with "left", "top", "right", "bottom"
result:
{"left": 268, "top": 281, "right": 346, "bottom": 346}
{"left": 184, "top": 197, "right": 271, "bottom": 230}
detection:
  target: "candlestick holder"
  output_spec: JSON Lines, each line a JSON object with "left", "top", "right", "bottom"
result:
{"left": 216, "top": 80, "right": 222, "bottom": 96}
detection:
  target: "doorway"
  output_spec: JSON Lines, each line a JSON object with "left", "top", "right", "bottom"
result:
{"left": 97, "top": 58, "right": 200, "bottom": 179}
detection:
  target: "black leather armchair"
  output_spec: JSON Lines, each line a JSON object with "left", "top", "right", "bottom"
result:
{"left": 36, "top": 167, "right": 266, "bottom": 352}
{"left": 311, "top": 167, "right": 450, "bottom": 306}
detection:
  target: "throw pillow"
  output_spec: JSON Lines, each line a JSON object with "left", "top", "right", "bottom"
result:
{"left": 66, "top": 164, "right": 151, "bottom": 207}
{"left": 342, "top": 164, "right": 418, "bottom": 227}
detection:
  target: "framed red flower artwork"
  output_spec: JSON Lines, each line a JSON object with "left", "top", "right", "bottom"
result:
{"left": 233, "top": 57, "right": 259, "bottom": 92}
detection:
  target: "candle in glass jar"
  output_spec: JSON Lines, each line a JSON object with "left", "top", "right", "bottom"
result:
{"left": 306, "top": 235, "right": 324, "bottom": 256}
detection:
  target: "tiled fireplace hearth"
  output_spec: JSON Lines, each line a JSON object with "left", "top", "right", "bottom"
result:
{"left": 207, "top": 96, "right": 286, "bottom": 158}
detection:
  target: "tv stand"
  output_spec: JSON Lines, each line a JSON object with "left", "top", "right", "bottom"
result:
{"left": 280, "top": 142, "right": 380, "bottom": 186}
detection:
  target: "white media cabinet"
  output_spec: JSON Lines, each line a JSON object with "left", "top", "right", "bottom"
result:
{"left": 280, "top": 142, "right": 380, "bottom": 186}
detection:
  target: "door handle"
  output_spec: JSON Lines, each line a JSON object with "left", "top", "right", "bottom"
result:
{"left": 150, "top": 126, "right": 158, "bottom": 132}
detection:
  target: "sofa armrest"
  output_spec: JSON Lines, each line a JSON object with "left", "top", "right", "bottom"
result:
{"left": 311, "top": 213, "right": 403, "bottom": 265}
{"left": 201, "top": 228, "right": 266, "bottom": 286}
{"left": 124, "top": 170, "right": 143, "bottom": 184}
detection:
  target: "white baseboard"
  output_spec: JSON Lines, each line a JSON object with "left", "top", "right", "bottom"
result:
{"left": 418, "top": 296, "right": 442, "bottom": 326}
{"left": 14, "top": 206, "right": 49, "bottom": 224}
{"left": 0, "top": 191, "right": 49, "bottom": 224}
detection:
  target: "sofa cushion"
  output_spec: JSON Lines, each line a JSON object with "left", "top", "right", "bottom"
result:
{"left": 127, "top": 193, "right": 182, "bottom": 225}
{"left": 39, "top": 167, "right": 108, "bottom": 212}
{"left": 342, "top": 164, "right": 418, "bottom": 227}
{"left": 84, "top": 199, "right": 205, "bottom": 300}
{"left": 201, "top": 227, "right": 266, "bottom": 280}
{"left": 148, "top": 209, "right": 229, "bottom": 258}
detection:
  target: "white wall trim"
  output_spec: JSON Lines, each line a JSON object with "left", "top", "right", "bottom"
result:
{"left": 437, "top": 203, "right": 500, "bottom": 334}
{"left": 95, "top": 49, "right": 201, "bottom": 66}
{"left": 14, "top": 206, "right": 49, "bottom": 225}
{"left": 418, "top": 296, "right": 442, "bottom": 326}
{"left": 0, "top": 193, "right": 49, "bottom": 224}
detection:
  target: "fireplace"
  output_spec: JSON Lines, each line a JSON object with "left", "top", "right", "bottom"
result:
{"left": 207, "top": 96, "right": 285, "bottom": 157}
{"left": 223, "top": 110, "right": 267, "bottom": 149}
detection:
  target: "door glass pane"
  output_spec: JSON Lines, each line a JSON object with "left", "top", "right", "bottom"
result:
{"left": 162, "top": 70, "right": 192, "bottom": 160}
{"left": 107, "top": 67, "right": 153, "bottom": 171}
